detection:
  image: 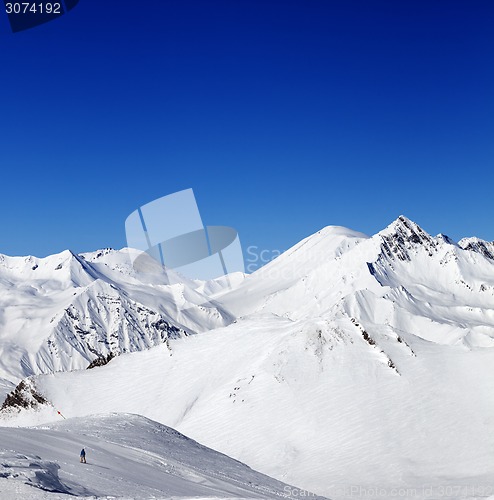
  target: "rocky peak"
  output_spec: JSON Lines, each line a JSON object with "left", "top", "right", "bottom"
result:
{"left": 458, "top": 237, "right": 494, "bottom": 261}
{"left": 377, "top": 216, "right": 437, "bottom": 262}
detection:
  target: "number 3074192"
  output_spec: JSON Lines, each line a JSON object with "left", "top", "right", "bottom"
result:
{"left": 5, "top": 3, "right": 62, "bottom": 14}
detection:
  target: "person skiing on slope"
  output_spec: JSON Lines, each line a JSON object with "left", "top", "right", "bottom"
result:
{"left": 80, "top": 448, "right": 86, "bottom": 463}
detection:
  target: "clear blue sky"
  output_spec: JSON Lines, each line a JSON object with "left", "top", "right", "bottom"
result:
{"left": 0, "top": 1, "right": 493, "bottom": 260}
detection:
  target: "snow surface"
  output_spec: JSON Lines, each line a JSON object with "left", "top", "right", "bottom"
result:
{"left": 0, "top": 379, "right": 14, "bottom": 404}
{"left": 0, "top": 413, "right": 310, "bottom": 499}
{"left": 8, "top": 316, "right": 492, "bottom": 499}
{"left": 1, "top": 216, "right": 494, "bottom": 499}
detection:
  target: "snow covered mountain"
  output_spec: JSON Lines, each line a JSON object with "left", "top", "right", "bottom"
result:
{"left": 1, "top": 216, "right": 494, "bottom": 498}
{"left": 0, "top": 247, "right": 240, "bottom": 384}
{"left": 218, "top": 215, "right": 494, "bottom": 348}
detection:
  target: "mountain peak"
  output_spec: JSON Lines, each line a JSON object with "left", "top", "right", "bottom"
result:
{"left": 316, "top": 225, "right": 369, "bottom": 239}
{"left": 377, "top": 216, "right": 436, "bottom": 261}
{"left": 382, "top": 215, "right": 428, "bottom": 237}
{"left": 458, "top": 237, "right": 494, "bottom": 261}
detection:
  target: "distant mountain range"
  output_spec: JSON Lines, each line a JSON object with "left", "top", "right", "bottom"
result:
{"left": 0, "top": 246, "right": 241, "bottom": 384}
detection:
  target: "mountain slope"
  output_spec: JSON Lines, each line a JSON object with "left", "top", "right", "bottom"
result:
{"left": 0, "top": 413, "right": 311, "bottom": 498}
{"left": 3, "top": 313, "right": 493, "bottom": 498}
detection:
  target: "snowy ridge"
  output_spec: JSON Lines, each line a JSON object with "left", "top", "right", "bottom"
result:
{"left": 458, "top": 236, "right": 494, "bottom": 260}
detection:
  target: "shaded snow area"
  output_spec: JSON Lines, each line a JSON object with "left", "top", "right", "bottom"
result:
{"left": 0, "top": 413, "right": 312, "bottom": 499}
{"left": 0, "top": 379, "right": 14, "bottom": 404}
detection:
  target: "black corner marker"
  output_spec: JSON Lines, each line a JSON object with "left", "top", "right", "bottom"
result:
{"left": 3, "top": 0, "right": 80, "bottom": 33}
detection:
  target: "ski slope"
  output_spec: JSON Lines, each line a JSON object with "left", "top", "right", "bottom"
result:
{"left": 0, "top": 413, "right": 309, "bottom": 499}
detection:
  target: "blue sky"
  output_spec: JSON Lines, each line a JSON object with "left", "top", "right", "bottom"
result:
{"left": 0, "top": 1, "right": 493, "bottom": 261}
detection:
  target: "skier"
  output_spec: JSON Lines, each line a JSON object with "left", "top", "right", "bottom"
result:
{"left": 80, "top": 448, "right": 86, "bottom": 463}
